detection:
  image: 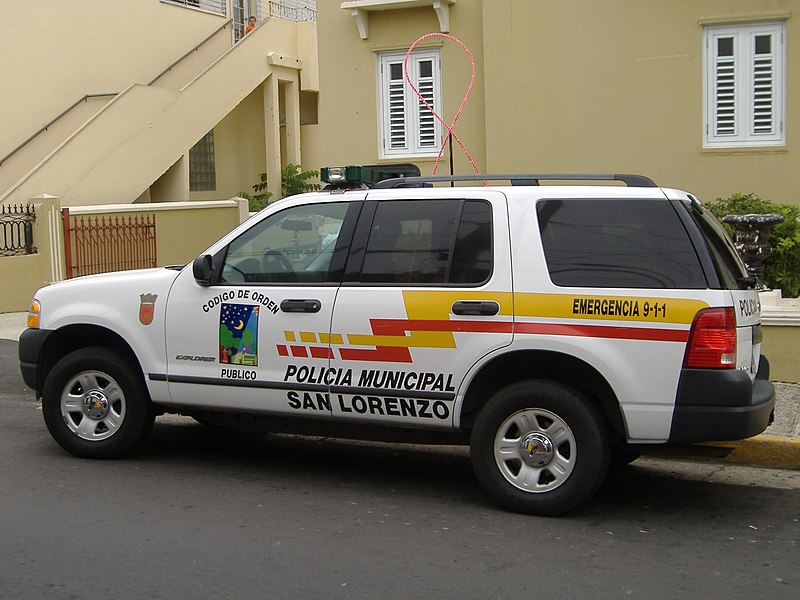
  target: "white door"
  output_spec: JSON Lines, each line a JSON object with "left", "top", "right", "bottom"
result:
{"left": 164, "top": 200, "right": 359, "bottom": 416}
{"left": 323, "top": 192, "right": 513, "bottom": 429}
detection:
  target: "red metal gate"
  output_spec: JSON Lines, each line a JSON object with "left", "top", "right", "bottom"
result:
{"left": 62, "top": 208, "right": 157, "bottom": 278}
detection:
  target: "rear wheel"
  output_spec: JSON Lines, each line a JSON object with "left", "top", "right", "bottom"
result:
{"left": 42, "top": 347, "right": 155, "bottom": 458}
{"left": 470, "top": 380, "right": 610, "bottom": 516}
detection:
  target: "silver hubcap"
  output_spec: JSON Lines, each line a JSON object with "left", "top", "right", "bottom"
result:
{"left": 519, "top": 432, "right": 554, "bottom": 467}
{"left": 82, "top": 390, "right": 110, "bottom": 419}
{"left": 494, "top": 408, "right": 576, "bottom": 493}
{"left": 61, "top": 371, "right": 126, "bottom": 441}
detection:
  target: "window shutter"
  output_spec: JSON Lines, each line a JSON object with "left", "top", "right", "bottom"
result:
{"left": 713, "top": 36, "right": 736, "bottom": 136}
{"left": 751, "top": 33, "right": 775, "bottom": 135}
{"left": 388, "top": 62, "right": 407, "bottom": 150}
{"left": 416, "top": 59, "right": 437, "bottom": 148}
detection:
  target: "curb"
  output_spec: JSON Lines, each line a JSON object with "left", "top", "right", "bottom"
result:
{"left": 703, "top": 435, "right": 800, "bottom": 470}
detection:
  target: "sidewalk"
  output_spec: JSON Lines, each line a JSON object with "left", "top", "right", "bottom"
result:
{"left": 1, "top": 311, "right": 797, "bottom": 467}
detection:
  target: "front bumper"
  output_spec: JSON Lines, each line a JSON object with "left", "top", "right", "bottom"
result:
{"left": 668, "top": 356, "right": 775, "bottom": 443}
{"left": 18, "top": 328, "right": 52, "bottom": 395}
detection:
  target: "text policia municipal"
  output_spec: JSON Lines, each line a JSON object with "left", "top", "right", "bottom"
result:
{"left": 283, "top": 365, "right": 456, "bottom": 392}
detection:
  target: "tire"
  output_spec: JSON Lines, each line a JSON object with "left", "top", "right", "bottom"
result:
{"left": 470, "top": 380, "right": 610, "bottom": 516}
{"left": 42, "top": 347, "right": 155, "bottom": 459}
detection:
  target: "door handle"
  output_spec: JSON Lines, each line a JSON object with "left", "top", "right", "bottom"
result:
{"left": 452, "top": 300, "right": 500, "bottom": 316}
{"left": 280, "top": 299, "right": 322, "bottom": 313}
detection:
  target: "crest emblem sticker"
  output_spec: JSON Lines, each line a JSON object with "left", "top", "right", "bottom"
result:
{"left": 139, "top": 293, "right": 158, "bottom": 326}
{"left": 219, "top": 303, "right": 259, "bottom": 366}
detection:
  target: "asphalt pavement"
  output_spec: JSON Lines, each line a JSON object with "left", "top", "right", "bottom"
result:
{"left": 1, "top": 310, "right": 797, "bottom": 469}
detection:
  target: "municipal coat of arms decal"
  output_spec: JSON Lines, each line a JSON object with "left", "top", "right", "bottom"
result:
{"left": 139, "top": 293, "right": 158, "bottom": 326}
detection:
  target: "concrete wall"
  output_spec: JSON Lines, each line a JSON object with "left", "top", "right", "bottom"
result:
{"left": 481, "top": 0, "right": 798, "bottom": 206}
{"left": 303, "top": 0, "right": 486, "bottom": 176}
{"left": 0, "top": 197, "right": 248, "bottom": 313}
{"left": 308, "top": 0, "right": 797, "bottom": 207}
{"left": 763, "top": 326, "right": 800, "bottom": 383}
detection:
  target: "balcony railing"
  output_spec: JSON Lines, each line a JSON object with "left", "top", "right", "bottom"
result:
{"left": 161, "top": 0, "right": 227, "bottom": 15}
{"left": 268, "top": 1, "right": 316, "bottom": 22}
{"left": 234, "top": 1, "right": 316, "bottom": 41}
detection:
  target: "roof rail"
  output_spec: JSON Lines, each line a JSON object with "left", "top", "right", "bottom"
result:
{"left": 372, "top": 173, "right": 657, "bottom": 189}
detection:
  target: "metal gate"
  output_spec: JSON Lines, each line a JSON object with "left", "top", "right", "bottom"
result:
{"left": 62, "top": 208, "right": 157, "bottom": 278}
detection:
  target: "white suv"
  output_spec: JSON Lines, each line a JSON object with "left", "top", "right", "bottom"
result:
{"left": 19, "top": 173, "right": 775, "bottom": 515}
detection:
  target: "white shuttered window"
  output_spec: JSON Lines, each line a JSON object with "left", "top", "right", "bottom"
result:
{"left": 704, "top": 23, "right": 785, "bottom": 147}
{"left": 378, "top": 49, "right": 442, "bottom": 158}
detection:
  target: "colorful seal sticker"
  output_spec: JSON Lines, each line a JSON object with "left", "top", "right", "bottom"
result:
{"left": 219, "top": 303, "right": 259, "bottom": 366}
{"left": 139, "top": 293, "right": 158, "bottom": 326}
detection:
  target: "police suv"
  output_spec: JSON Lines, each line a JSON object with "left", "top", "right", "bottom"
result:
{"left": 18, "top": 171, "right": 776, "bottom": 516}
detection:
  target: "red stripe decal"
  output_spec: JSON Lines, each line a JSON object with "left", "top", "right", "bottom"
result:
{"left": 370, "top": 318, "right": 513, "bottom": 335}
{"left": 514, "top": 322, "right": 688, "bottom": 342}
{"left": 310, "top": 346, "right": 334, "bottom": 359}
{"left": 340, "top": 346, "right": 413, "bottom": 363}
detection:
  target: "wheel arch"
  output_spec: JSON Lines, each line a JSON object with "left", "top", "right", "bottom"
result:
{"left": 459, "top": 350, "right": 626, "bottom": 438}
{"left": 35, "top": 325, "right": 146, "bottom": 396}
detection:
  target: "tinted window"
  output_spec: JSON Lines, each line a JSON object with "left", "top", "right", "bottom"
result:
{"left": 360, "top": 199, "right": 492, "bottom": 285}
{"left": 689, "top": 205, "right": 751, "bottom": 290}
{"left": 537, "top": 199, "right": 707, "bottom": 288}
{"left": 221, "top": 203, "right": 349, "bottom": 284}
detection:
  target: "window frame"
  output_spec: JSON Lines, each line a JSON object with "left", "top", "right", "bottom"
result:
{"left": 218, "top": 201, "right": 356, "bottom": 285}
{"left": 347, "top": 198, "right": 493, "bottom": 287}
{"left": 189, "top": 131, "right": 216, "bottom": 192}
{"left": 703, "top": 22, "right": 786, "bottom": 148}
{"left": 377, "top": 48, "right": 443, "bottom": 159}
{"left": 536, "top": 198, "right": 709, "bottom": 290}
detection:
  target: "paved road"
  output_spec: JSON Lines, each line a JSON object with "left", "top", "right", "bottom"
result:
{"left": 1, "top": 338, "right": 798, "bottom": 599}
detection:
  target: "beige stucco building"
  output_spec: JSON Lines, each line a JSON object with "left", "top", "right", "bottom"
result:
{"left": 306, "top": 0, "right": 797, "bottom": 207}
{"left": 1, "top": 0, "right": 318, "bottom": 206}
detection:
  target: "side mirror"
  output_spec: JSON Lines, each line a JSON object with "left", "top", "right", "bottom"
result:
{"left": 192, "top": 254, "right": 214, "bottom": 286}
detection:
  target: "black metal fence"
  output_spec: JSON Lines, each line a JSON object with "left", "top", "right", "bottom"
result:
{"left": 0, "top": 204, "right": 36, "bottom": 257}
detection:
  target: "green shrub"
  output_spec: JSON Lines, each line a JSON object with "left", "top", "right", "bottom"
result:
{"left": 240, "top": 164, "right": 320, "bottom": 212}
{"left": 707, "top": 193, "right": 800, "bottom": 297}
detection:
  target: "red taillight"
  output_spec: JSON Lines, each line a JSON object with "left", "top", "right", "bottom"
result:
{"left": 683, "top": 307, "right": 737, "bottom": 369}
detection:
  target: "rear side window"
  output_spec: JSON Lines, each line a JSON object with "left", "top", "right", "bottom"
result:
{"left": 537, "top": 199, "right": 707, "bottom": 288}
{"left": 360, "top": 199, "right": 492, "bottom": 285}
{"left": 688, "top": 206, "right": 751, "bottom": 290}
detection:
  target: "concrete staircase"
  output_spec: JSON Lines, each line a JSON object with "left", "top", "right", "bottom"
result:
{"left": 0, "top": 17, "right": 311, "bottom": 206}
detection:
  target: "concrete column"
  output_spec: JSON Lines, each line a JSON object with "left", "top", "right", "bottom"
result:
{"left": 262, "top": 75, "right": 282, "bottom": 201}
{"left": 30, "top": 194, "right": 65, "bottom": 283}
{"left": 282, "top": 75, "right": 301, "bottom": 167}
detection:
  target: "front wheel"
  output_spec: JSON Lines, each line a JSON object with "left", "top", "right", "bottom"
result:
{"left": 470, "top": 380, "right": 610, "bottom": 516}
{"left": 42, "top": 347, "right": 155, "bottom": 458}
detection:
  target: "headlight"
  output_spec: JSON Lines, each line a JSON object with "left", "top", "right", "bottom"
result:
{"left": 27, "top": 299, "right": 41, "bottom": 329}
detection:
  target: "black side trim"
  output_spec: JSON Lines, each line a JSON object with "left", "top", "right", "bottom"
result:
{"left": 148, "top": 373, "right": 456, "bottom": 401}
{"left": 18, "top": 328, "right": 52, "bottom": 393}
{"left": 669, "top": 362, "right": 775, "bottom": 443}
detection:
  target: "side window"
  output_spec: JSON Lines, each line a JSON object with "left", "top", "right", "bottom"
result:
{"left": 220, "top": 202, "right": 349, "bottom": 284}
{"left": 537, "top": 199, "right": 707, "bottom": 289}
{"left": 360, "top": 199, "right": 492, "bottom": 285}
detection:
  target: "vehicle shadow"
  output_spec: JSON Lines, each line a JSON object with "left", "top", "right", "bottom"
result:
{"left": 129, "top": 417, "right": 797, "bottom": 519}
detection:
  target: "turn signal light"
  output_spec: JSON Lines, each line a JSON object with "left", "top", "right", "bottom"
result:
{"left": 683, "top": 307, "right": 736, "bottom": 369}
{"left": 27, "top": 299, "right": 41, "bottom": 330}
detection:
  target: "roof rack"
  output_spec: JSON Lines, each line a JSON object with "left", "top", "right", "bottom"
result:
{"left": 372, "top": 173, "right": 657, "bottom": 189}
